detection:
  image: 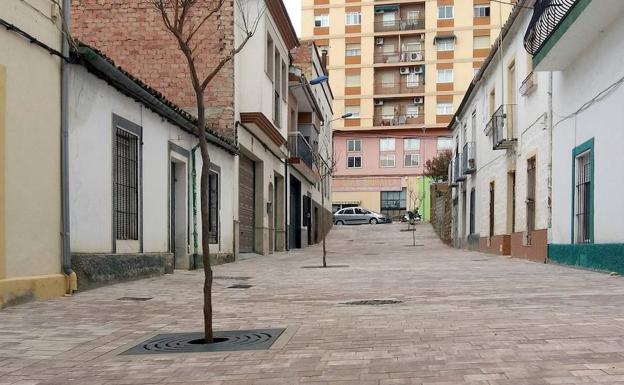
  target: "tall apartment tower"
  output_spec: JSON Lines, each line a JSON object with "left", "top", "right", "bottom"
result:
{"left": 302, "top": 0, "right": 512, "bottom": 219}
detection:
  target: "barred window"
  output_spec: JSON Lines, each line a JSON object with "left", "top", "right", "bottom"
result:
{"left": 114, "top": 128, "right": 139, "bottom": 240}
{"left": 208, "top": 171, "right": 219, "bottom": 244}
{"left": 575, "top": 152, "right": 591, "bottom": 243}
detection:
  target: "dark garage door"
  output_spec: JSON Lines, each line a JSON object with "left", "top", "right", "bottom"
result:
{"left": 239, "top": 155, "right": 255, "bottom": 253}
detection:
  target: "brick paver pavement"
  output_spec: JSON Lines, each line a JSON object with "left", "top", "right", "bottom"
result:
{"left": 3, "top": 224, "right": 624, "bottom": 384}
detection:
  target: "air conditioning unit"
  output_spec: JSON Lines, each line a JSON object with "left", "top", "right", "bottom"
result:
{"left": 374, "top": 100, "right": 384, "bottom": 106}
{"left": 400, "top": 67, "right": 410, "bottom": 75}
{"left": 410, "top": 52, "right": 423, "bottom": 61}
{"left": 375, "top": 37, "right": 384, "bottom": 45}
{"left": 412, "top": 66, "right": 423, "bottom": 74}
{"left": 414, "top": 97, "right": 424, "bottom": 104}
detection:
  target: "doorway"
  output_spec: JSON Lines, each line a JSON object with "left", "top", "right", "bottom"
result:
{"left": 289, "top": 177, "right": 301, "bottom": 249}
{"left": 239, "top": 155, "right": 255, "bottom": 253}
{"left": 170, "top": 160, "right": 187, "bottom": 269}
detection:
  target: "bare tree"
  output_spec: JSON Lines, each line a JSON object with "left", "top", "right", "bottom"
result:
{"left": 313, "top": 150, "right": 337, "bottom": 268}
{"left": 150, "top": 0, "right": 264, "bottom": 343}
{"left": 424, "top": 149, "right": 452, "bottom": 182}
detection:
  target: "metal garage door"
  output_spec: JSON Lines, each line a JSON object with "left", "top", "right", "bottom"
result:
{"left": 238, "top": 156, "right": 255, "bottom": 253}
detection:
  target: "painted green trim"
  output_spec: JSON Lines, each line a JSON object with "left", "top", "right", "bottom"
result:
{"left": 570, "top": 138, "right": 594, "bottom": 244}
{"left": 549, "top": 243, "right": 624, "bottom": 275}
{"left": 533, "top": 0, "right": 592, "bottom": 68}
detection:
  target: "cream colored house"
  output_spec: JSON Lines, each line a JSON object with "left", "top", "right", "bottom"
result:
{"left": 0, "top": 1, "right": 67, "bottom": 307}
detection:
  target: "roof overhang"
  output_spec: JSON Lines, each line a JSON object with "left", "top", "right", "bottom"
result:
{"left": 266, "top": 0, "right": 299, "bottom": 50}
{"left": 239, "top": 112, "right": 288, "bottom": 157}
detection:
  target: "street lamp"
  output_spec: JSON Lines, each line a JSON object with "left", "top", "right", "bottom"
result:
{"left": 309, "top": 75, "right": 329, "bottom": 85}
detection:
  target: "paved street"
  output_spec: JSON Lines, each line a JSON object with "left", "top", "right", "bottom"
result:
{"left": 2, "top": 224, "right": 624, "bottom": 384}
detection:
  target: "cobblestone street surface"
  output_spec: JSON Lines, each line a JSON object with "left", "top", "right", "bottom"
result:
{"left": 3, "top": 224, "right": 624, "bottom": 384}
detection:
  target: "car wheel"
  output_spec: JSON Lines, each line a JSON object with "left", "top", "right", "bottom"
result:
{"left": 370, "top": 218, "right": 378, "bottom": 225}
{"left": 335, "top": 220, "right": 344, "bottom": 226}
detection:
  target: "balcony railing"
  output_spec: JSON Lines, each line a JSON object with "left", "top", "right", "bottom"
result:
{"left": 462, "top": 142, "right": 476, "bottom": 175}
{"left": 486, "top": 105, "right": 517, "bottom": 150}
{"left": 374, "top": 79, "right": 425, "bottom": 95}
{"left": 455, "top": 153, "right": 466, "bottom": 182}
{"left": 375, "top": 19, "right": 425, "bottom": 33}
{"left": 524, "top": 0, "right": 579, "bottom": 55}
{"left": 288, "top": 132, "right": 314, "bottom": 169}
{"left": 374, "top": 50, "right": 424, "bottom": 64}
{"left": 448, "top": 158, "right": 458, "bottom": 187}
{"left": 519, "top": 71, "right": 537, "bottom": 96}
{"left": 373, "top": 113, "right": 424, "bottom": 127}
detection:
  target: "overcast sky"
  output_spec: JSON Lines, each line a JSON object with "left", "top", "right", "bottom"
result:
{"left": 284, "top": 0, "right": 302, "bottom": 36}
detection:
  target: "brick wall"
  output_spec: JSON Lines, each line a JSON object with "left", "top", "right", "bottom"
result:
{"left": 72, "top": 0, "right": 236, "bottom": 137}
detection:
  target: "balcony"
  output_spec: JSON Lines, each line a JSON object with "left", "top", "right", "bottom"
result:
{"left": 374, "top": 50, "right": 424, "bottom": 64}
{"left": 519, "top": 71, "right": 537, "bottom": 96}
{"left": 374, "top": 18, "right": 425, "bottom": 33}
{"left": 485, "top": 105, "right": 516, "bottom": 150}
{"left": 455, "top": 153, "right": 466, "bottom": 182}
{"left": 524, "top": 0, "right": 580, "bottom": 56}
{"left": 374, "top": 79, "right": 424, "bottom": 95}
{"left": 373, "top": 113, "right": 424, "bottom": 127}
{"left": 373, "top": 100, "right": 424, "bottom": 127}
{"left": 462, "top": 142, "right": 476, "bottom": 175}
{"left": 448, "top": 158, "right": 458, "bottom": 187}
{"left": 288, "top": 132, "right": 314, "bottom": 169}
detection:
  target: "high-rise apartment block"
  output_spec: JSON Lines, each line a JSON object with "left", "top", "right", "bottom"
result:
{"left": 302, "top": 0, "right": 512, "bottom": 219}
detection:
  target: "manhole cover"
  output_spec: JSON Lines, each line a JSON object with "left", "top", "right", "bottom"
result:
{"left": 122, "top": 329, "right": 285, "bottom": 355}
{"left": 342, "top": 299, "right": 403, "bottom": 306}
{"left": 227, "top": 284, "right": 253, "bottom": 289}
{"left": 214, "top": 276, "right": 252, "bottom": 280}
{"left": 117, "top": 297, "right": 152, "bottom": 301}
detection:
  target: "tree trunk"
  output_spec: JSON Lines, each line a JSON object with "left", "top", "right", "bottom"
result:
{"left": 196, "top": 100, "right": 213, "bottom": 343}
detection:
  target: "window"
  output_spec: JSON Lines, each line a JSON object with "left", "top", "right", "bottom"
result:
{"left": 404, "top": 153, "right": 420, "bottom": 167}
{"left": 114, "top": 126, "right": 139, "bottom": 241}
{"left": 436, "top": 37, "right": 454, "bottom": 51}
{"left": 345, "top": 43, "right": 361, "bottom": 56}
{"left": 404, "top": 138, "right": 420, "bottom": 151}
{"left": 208, "top": 171, "right": 219, "bottom": 244}
{"left": 437, "top": 69, "right": 454, "bottom": 83}
{"left": 405, "top": 41, "right": 422, "bottom": 53}
{"left": 438, "top": 6, "right": 453, "bottom": 19}
{"left": 347, "top": 139, "right": 361, "bottom": 152}
{"left": 474, "top": 5, "right": 490, "bottom": 17}
{"left": 437, "top": 102, "right": 453, "bottom": 115}
{"left": 382, "top": 12, "right": 396, "bottom": 26}
{"left": 347, "top": 156, "right": 362, "bottom": 168}
{"left": 379, "top": 138, "right": 395, "bottom": 151}
{"left": 314, "top": 14, "right": 329, "bottom": 27}
{"left": 380, "top": 154, "right": 395, "bottom": 168}
{"left": 473, "top": 35, "right": 490, "bottom": 49}
{"left": 266, "top": 34, "right": 274, "bottom": 80}
{"left": 406, "top": 104, "right": 419, "bottom": 117}
{"left": 575, "top": 151, "right": 591, "bottom": 243}
{"left": 437, "top": 137, "right": 453, "bottom": 150}
{"left": 281, "top": 60, "right": 287, "bottom": 101}
{"left": 469, "top": 188, "right": 475, "bottom": 234}
{"left": 345, "top": 105, "right": 360, "bottom": 118}
{"left": 380, "top": 189, "right": 406, "bottom": 219}
{"left": 346, "top": 74, "right": 361, "bottom": 87}
{"left": 406, "top": 73, "right": 420, "bottom": 87}
{"left": 407, "top": 10, "right": 420, "bottom": 21}
{"left": 381, "top": 72, "right": 394, "bottom": 87}
{"left": 345, "top": 12, "right": 361, "bottom": 25}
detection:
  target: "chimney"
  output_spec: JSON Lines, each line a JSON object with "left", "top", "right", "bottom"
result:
{"left": 321, "top": 49, "right": 328, "bottom": 73}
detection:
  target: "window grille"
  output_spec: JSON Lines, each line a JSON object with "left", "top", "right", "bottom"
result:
{"left": 575, "top": 152, "right": 591, "bottom": 243}
{"left": 114, "top": 128, "right": 139, "bottom": 240}
{"left": 208, "top": 171, "right": 219, "bottom": 244}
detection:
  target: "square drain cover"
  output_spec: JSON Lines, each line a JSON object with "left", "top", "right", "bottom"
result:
{"left": 122, "top": 328, "right": 286, "bottom": 355}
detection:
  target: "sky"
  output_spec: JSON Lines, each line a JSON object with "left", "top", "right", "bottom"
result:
{"left": 284, "top": 0, "right": 302, "bottom": 36}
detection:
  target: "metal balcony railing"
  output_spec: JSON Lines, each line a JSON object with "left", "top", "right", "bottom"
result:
{"left": 524, "top": 0, "right": 579, "bottom": 55}
{"left": 374, "top": 19, "right": 425, "bottom": 33}
{"left": 448, "top": 158, "right": 458, "bottom": 187}
{"left": 519, "top": 71, "right": 537, "bottom": 96}
{"left": 455, "top": 153, "right": 466, "bottom": 182}
{"left": 287, "top": 132, "right": 314, "bottom": 169}
{"left": 373, "top": 113, "right": 424, "bottom": 127}
{"left": 462, "top": 142, "right": 476, "bottom": 175}
{"left": 486, "top": 105, "right": 517, "bottom": 150}
{"left": 374, "top": 50, "right": 424, "bottom": 64}
{"left": 374, "top": 79, "right": 425, "bottom": 95}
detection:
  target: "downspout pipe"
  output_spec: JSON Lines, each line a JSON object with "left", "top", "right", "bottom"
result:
{"left": 61, "top": 0, "right": 77, "bottom": 291}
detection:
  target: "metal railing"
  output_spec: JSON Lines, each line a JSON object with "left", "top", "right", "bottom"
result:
{"left": 448, "top": 158, "right": 459, "bottom": 187}
{"left": 287, "top": 132, "right": 314, "bottom": 169}
{"left": 524, "top": 0, "right": 579, "bottom": 55}
{"left": 374, "top": 50, "right": 424, "bottom": 64}
{"left": 462, "top": 142, "right": 476, "bottom": 174}
{"left": 519, "top": 71, "right": 537, "bottom": 96}
{"left": 373, "top": 113, "right": 424, "bottom": 127}
{"left": 374, "top": 19, "right": 425, "bottom": 32}
{"left": 486, "top": 105, "right": 516, "bottom": 150}
{"left": 455, "top": 152, "right": 466, "bottom": 182}
{"left": 374, "top": 79, "right": 425, "bottom": 95}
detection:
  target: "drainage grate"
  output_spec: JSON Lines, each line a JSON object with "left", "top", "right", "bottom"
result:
{"left": 342, "top": 299, "right": 403, "bottom": 306}
{"left": 117, "top": 297, "right": 152, "bottom": 301}
{"left": 122, "top": 329, "right": 286, "bottom": 355}
{"left": 227, "top": 284, "right": 253, "bottom": 289}
{"left": 214, "top": 276, "right": 252, "bottom": 281}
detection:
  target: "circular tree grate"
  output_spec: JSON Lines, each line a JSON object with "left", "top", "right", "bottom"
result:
{"left": 342, "top": 299, "right": 403, "bottom": 306}
{"left": 122, "top": 329, "right": 285, "bottom": 355}
{"left": 214, "top": 276, "right": 252, "bottom": 281}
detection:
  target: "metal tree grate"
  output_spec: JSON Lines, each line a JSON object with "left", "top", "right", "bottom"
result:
{"left": 342, "top": 299, "right": 403, "bottom": 306}
{"left": 227, "top": 284, "right": 253, "bottom": 289}
{"left": 122, "top": 329, "right": 286, "bottom": 355}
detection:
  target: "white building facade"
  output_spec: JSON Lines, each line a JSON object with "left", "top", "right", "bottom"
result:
{"left": 69, "top": 45, "right": 237, "bottom": 289}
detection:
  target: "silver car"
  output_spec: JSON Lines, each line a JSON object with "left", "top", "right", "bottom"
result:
{"left": 333, "top": 207, "right": 390, "bottom": 225}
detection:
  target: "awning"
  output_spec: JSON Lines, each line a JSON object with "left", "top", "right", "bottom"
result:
{"left": 433, "top": 35, "right": 457, "bottom": 45}
{"left": 374, "top": 5, "right": 399, "bottom": 13}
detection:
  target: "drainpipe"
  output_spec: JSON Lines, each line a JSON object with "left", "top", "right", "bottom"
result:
{"left": 284, "top": 159, "right": 289, "bottom": 251}
{"left": 546, "top": 72, "right": 554, "bottom": 262}
{"left": 61, "top": 0, "right": 77, "bottom": 292}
